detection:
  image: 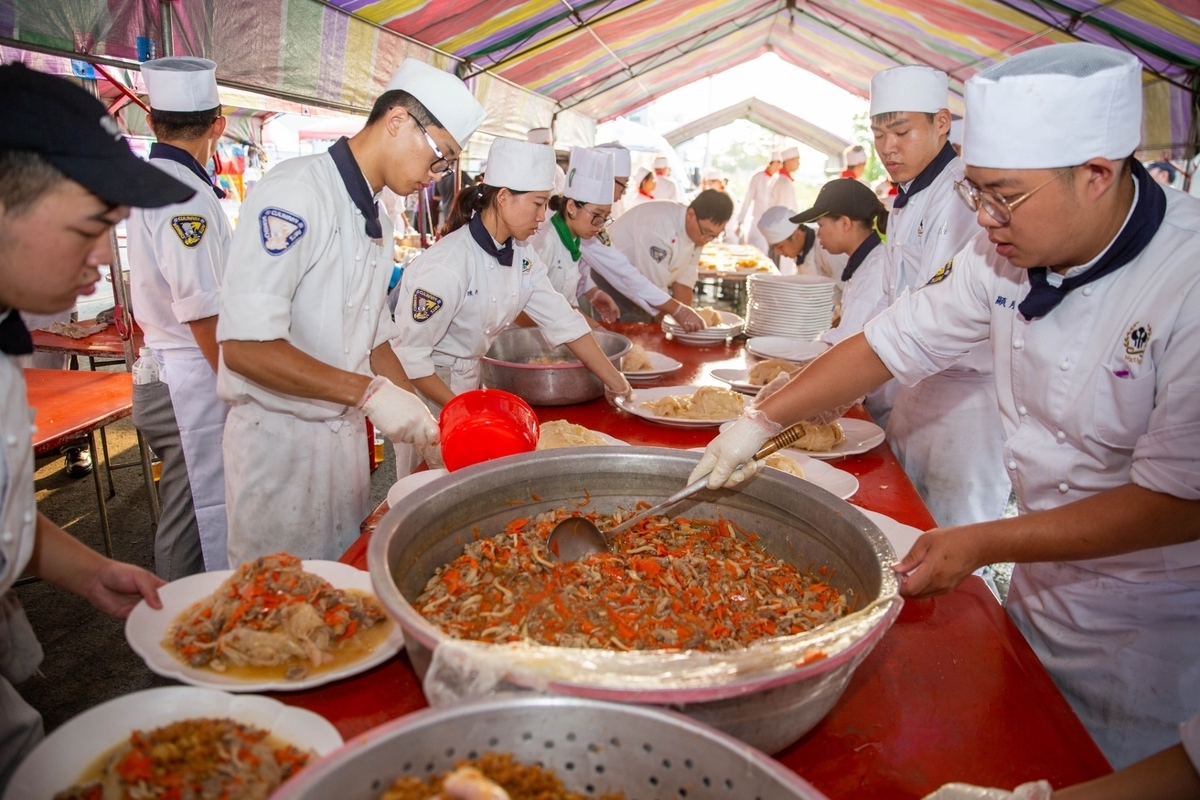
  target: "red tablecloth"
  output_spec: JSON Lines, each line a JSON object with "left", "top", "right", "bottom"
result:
{"left": 24, "top": 368, "right": 133, "bottom": 455}
{"left": 281, "top": 324, "right": 1110, "bottom": 799}
{"left": 29, "top": 318, "right": 142, "bottom": 358}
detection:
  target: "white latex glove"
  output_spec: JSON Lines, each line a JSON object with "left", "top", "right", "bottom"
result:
{"left": 752, "top": 371, "right": 792, "bottom": 405}
{"left": 922, "top": 781, "right": 1052, "bottom": 800}
{"left": 586, "top": 289, "right": 620, "bottom": 324}
{"left": 688, "top": 408, "right": 783, "bottom": 489}
{"left": 604, "top": 374, "right": 634, "bottom": 408}
{"left": 357, "top": 376, "right": 439, "bottom": 446}
{"left": 669, "top": 303, "right": 706, "bottom": 332}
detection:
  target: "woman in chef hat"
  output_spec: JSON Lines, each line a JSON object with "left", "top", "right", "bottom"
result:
{"left": 629, "top": 167, "right": 656, "bottom": 207}
{"left": 528, "top": 146, "right": 621, "bottom": 326}
{"left": 392, "top": 137, "right": 632, "bottom": 472}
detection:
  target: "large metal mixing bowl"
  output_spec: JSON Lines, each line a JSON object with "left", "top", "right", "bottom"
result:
{"left": 274, "top": 695, "right": 829, "bottom": 799}
{"left": 368, "top": 448, "right": 902, "bottom": 753}
{"left": 481, "top": 328, "right": 631, "bottom": 405}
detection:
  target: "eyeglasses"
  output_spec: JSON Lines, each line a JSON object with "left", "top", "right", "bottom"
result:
{"left": 412, "top": 117, "right": 456, "bottom": 177}
{"left": 582, "top": 206, "right": 613, "bottom": 228}
{"left": 954, "top": 169, "right": 1070, "bottom": 225}
{"left": 697, "top": 221, "right": 724, "bottom": 241}
{"left": 614, "top": 178, "right": 629, "bottom": 192}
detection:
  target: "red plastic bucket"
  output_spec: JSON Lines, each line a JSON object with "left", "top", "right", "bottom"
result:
{"left": 439, "top": 389, "right": 540, "bottom": 472}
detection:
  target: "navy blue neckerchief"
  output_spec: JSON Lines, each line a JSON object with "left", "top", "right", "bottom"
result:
{"left": 893, "top": 142, "right": 957, "bottom": 210}
{"left": 328, "top": 136, "right": 382, "bottom": 240}
{"left": 149, "top": 142, "right": 226, "bottom": 200}
{"left": 0, "top": 310, "right": 33, "bottom": 356}
{"left": 1019, "top": 160, "right": 1166, "bottom": 321}
{"left": 469, "top": 211, "right": 514, "bottom": 267}
{"left": 842, "top": 231, "right": 882, "bottom": 282}
{"left": 798, "top": 224, "right": 817, "bottom": 263}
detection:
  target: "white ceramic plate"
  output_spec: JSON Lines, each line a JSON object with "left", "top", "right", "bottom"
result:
{"left": 618, "top": 384, "right": 745, "bottom": 428}
{"left": 746, "top": 336, "right": 831, "bottom": 362}
{"left": 125, "top": 561, "right": 404, "bottom": 692}
{"left": 622, "top": 350, "right": 683, "bottom": 379}
{"left": 388, "top": 468, "right": 449, "bottom": 508}
{"left": 710, "top": 367, "right": 761, "bottom": 394}
{"left": 3, "top": 686, "right": 343, "bottom": 800}
{"left": 695, "top": 449, "right": 857, "bottom": 499}
{"left": 537, "top": 425, "right": 630, "bottom": 449}
{"left": 860, "top": 508, "right": 924, "bottom": 560}
{"left": 719, "top": 417, "right": 886, "bottom": 459}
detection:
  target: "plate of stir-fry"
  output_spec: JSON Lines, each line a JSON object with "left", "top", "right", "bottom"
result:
{"left": 125, "top": 552, "right": 403, "bottom": 691}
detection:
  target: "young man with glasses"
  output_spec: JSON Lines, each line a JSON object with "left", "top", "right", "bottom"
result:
{"left": 215, "top": 59, "right": 484, "bottom": 564}
{"left": 693, "top": 44, "right": 1200, "bottom": 769}
{"left": 603, "top": 189, "right": 733, "bottom": 320}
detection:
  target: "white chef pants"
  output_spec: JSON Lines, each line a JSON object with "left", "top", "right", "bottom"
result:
{"left": 886, "top": 371, "right": 1010, "bottom": 528}
{"left": 223, "top": 404, "right": 370, "bottom": 564}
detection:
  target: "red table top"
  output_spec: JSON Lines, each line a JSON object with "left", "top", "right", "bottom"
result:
{"left": 29, "top": 318, "right": 143, "bottom": 358}
{"left": 283, "top": 324, "right": 1110, "bottom": 799}
{"left": 23, "top": 368, "right": 133, "bottom": 455}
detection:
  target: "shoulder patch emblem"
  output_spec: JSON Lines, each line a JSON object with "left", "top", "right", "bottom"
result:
{"left": 412, "top": 288, "right": 444, "bottom": 322}
{"left": 259, "top": 207, "right": 306, "bottom": 256}
{"left": 597, "top": 230, "right": 611, "bottom": 247}
{"left": 925, "top": 259, "right": 953, "bottom": 286}
{"left": 649, "top": 245, "right": 668, "bottom": 263}
{"left": 170, "top": 215, "right": 207, "bottom": 248}
{"left": 1124, "top": 322, "right": 1151, "bottom": 364}
{"left": 521, "top": 257, "right": 532, "bottom": 274}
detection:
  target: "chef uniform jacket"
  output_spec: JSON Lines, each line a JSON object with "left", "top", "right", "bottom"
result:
{"left": 127, "top": 152, "right": 232, "bottom": 573}
{"left": 864, "top": 186, "right": 1200, "bottom": 769}
{"left": 652, "top": 174, "right": 679, "bottom": 201}
{"left": 737, "top": 170, "right": 774, "bottom": 251}
{"left": 877, "top": 149, "right": 1009, "bottom": 527}
{"left": 766, "top": 170, "right": 799, "bottom": 212}
{"left": 607, "top": 201, "right": 702, "bottom": 297}
{"left": 530, "top": 218, "right": 586, "bottom": 308}
{"left": 579, "top": 233, "right": 672, "bottom": 318}
{"left": 394, "top": 224, "right": 591, "bottom": 396}
{"left": 217, "top": 151, "right": 397, "bottom": 564}
{"left": 0, "top": 337, "right": 47, "bottom": 785}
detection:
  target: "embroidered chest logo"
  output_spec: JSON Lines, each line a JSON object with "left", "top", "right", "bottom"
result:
{"left": 259, "top": 208, "right": 306, "bottom": 255}
{"left": 597, "top": 230, "right": 611, "bottom": 247}
{"left": 521, "top": 258, "right": 531, "bottom": 274}
{"left": 1124, "top": 322, "right": 1151, "bottom": 364}
{"left": 412, "top": 288, "right": 443, "bottom": 322}
{"left": 649, "top": 246, "right": 668, "bottom": 263}
{"left": 925, "top": 259, "right": 953, "bottom": 286}
{"left": 170, "top": 215, "right": 207, "bottom": 248}
{"left": 916, "top": 219, "right": 924, "bottom": 237}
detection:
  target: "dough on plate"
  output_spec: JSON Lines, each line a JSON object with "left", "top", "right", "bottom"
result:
{"left": 640, "top": 385, "right": 745, "bottom": 420}
{"left": 695, "top": 307, "right": 725, "bottom": 327}
{"left": 762, "top": 453, "right": 805, "bottom": 477}
{"left": 537, "top": 420, "right": 610, "bottom": 449}
{"left": 791, "top": 421, "right": 846, "bottom": 453}
{"left": 622, "top": 344, "right": 654, "bottom": 372}
{"left": 748, "top": 357, "right": 801, "bottom": 386}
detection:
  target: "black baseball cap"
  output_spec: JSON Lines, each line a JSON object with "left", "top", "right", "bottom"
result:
{"left": 791, "top": 178, "right": 879, "bottom": 224}
{"left": 0, "top": 63, "right": 194, "bottom": 208}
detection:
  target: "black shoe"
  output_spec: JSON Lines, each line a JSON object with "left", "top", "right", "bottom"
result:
{"left": 64, "top": 447, "right": 92, "bottom": 478}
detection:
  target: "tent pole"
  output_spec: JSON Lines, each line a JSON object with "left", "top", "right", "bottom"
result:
{"left": 159, "top": 0, "right": 174, "bottom": 58}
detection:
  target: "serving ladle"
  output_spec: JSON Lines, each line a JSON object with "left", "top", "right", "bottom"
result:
{"left": 547, "top": 423, "right": 811, "bottom": 561}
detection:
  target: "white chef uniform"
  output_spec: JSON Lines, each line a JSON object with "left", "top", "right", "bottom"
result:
{"left": 607, "top": 201, "right": 701, "bottom": 296}
{"left": 870, "top": 65, "right": 1007, "bottom": 528}
{"left": 866, "top": 44, "right": 1200, "bottom": 768}
{"left": 530, "top": 222, "right": 585, "bottom": 307}
{"left": 650, "top": 157, "right": 680, "bottom": 201}
{"left": 738, "top": 169, "right": 775, "bottom": 252}
{"left": 0, "top": 339, "right": 46, "bottom": 788}
{"left": 767, "top": 151, "right": 800, "bottom": 213}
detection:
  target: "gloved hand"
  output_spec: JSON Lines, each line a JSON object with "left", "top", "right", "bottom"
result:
{"left": 688, "top": 408, "right": 783, "bottom": 489}
{"left": 922, "top": 781, "right": 1052, "bottom": 800}
{"left": 604, "top": 374, "right": 634, "bottom": 408}
{"left": 752, "top": 371, "right": 792, "bottom": 406}
{"left": 357, "top": 376, "right": 439, "bottom": 446}
{"left": 669, "top": 303, "right": 706, "bottom": 332}
{"left": 587, "top": 289, "right": 621, "bottom": 324}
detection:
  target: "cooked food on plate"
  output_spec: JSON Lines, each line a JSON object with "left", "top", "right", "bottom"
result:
{"left": 537, "top": 420, "right": 609, "bottom": 450}
{"left": 417, "top": 508, "right": 848, "bottom": 651}
{"left": 695, "top": 306, "right": 725, "bottom": 327}
{"left": 640, "top": 385, "right": 744, "bottom": 420}
{"left": 762, "top": 452, "right": 805, "bottom": 477}
{"left": 792, "top": 421, "right": 846, "bottom": 453}
{"left": 165, "top": 553, "right": 390, "bottom": 681}
{"left": 382, "top": 752, "right": 625, "bottom": 800}
{"left": 621, "top": 343, "right": 654, "bottom": 372}
{"left": 53, "top": 718, "right": 313, "bottom": 800}
{"left": 748, "top": 357, "right": 801, "bottom": 386}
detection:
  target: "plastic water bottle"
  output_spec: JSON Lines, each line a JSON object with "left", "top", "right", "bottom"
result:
{"left": 132, "top": 346, "right": 159, "bottom": 385}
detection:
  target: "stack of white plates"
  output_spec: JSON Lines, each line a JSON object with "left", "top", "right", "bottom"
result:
{"left": 661, "top": 310, "right": 744, "bottom": 346}
{"left": 745, "top": 275, "right": 836, "bottom": 340}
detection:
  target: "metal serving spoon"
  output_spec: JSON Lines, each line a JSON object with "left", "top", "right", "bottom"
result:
{"left": 547, "top": 423, "right": 811, "bottom": 561}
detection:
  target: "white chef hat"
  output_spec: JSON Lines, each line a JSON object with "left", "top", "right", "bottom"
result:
{"left": 702, "top": 167, "right": 724, "bottom": 182}
{"left": 484, "top": 137, "right": 556, "bottom": 192}
{"left": 757, "top": 205, "right": 800, "bottom": 246}
{"left": 142, "top": 57, "right": 220, "bottom": 112}
{"left": 653, "top": 156, "right": 669, "bottom": 169}
{"left": 527, "top": 127, "right": 553, "bottom": 145}
{"left": 949, "top": 117, "right": 964, "bottom": 147}
{"left": 963, "top": 44, "right": 1141, "bottom": 170}
{"left": 564, "top": 147, "right": 616, "bottom": 205}
{"left": 844, "top": 144, "right": 867, "bottom": 166}
{"left": 595, "top": 142, "right": 632, "bottom": 177}
{"left": 780, "top": 145, "right": 800, "bottom": 161}
{"left": 384, "top": 59, "right": 486, "bottom": 147}
{"left": 633, "top": 166, "right": 652, "bottom": 187}
{"left": 870, "top": 65, "right": 949, "bottom": 117}
{"left": 769, "top": 149, "right": 784, "bottom": 162}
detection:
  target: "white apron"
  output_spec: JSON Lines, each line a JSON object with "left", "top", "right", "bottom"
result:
{"left": 223, "top": 403, "right": 370, "bottom": 564}
{"left": 159, "top": 350, "right": 228, "bottom": 570}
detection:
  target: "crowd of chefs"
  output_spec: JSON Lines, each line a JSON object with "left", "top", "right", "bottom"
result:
{"left": 0, "top": 38, "right": 1197, "bottom": 797}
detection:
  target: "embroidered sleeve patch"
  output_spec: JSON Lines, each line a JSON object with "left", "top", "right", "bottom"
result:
{"left": 925, "top": 259, "right": 953, "bottom": 286}
{"left": 521, "top": 257, "right": 532, "bottom": 274}
{"left": 412, "top": 288, "right": 444, "bottom": 322}
{"left": 170, "top": 215, "right": 207, "bottom": 248}
{"left": 259, "top": 207, "right": 307, "bottom": 255}
{"left": 649, "top": 245, "right": 668, "bottom": 263}
{"left": 597, "top": 230, "right": 611, "bottom": 247}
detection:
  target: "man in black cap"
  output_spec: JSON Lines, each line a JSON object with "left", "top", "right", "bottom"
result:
{"left": 0, "top": 63, "right": 191, "bottom": 787}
